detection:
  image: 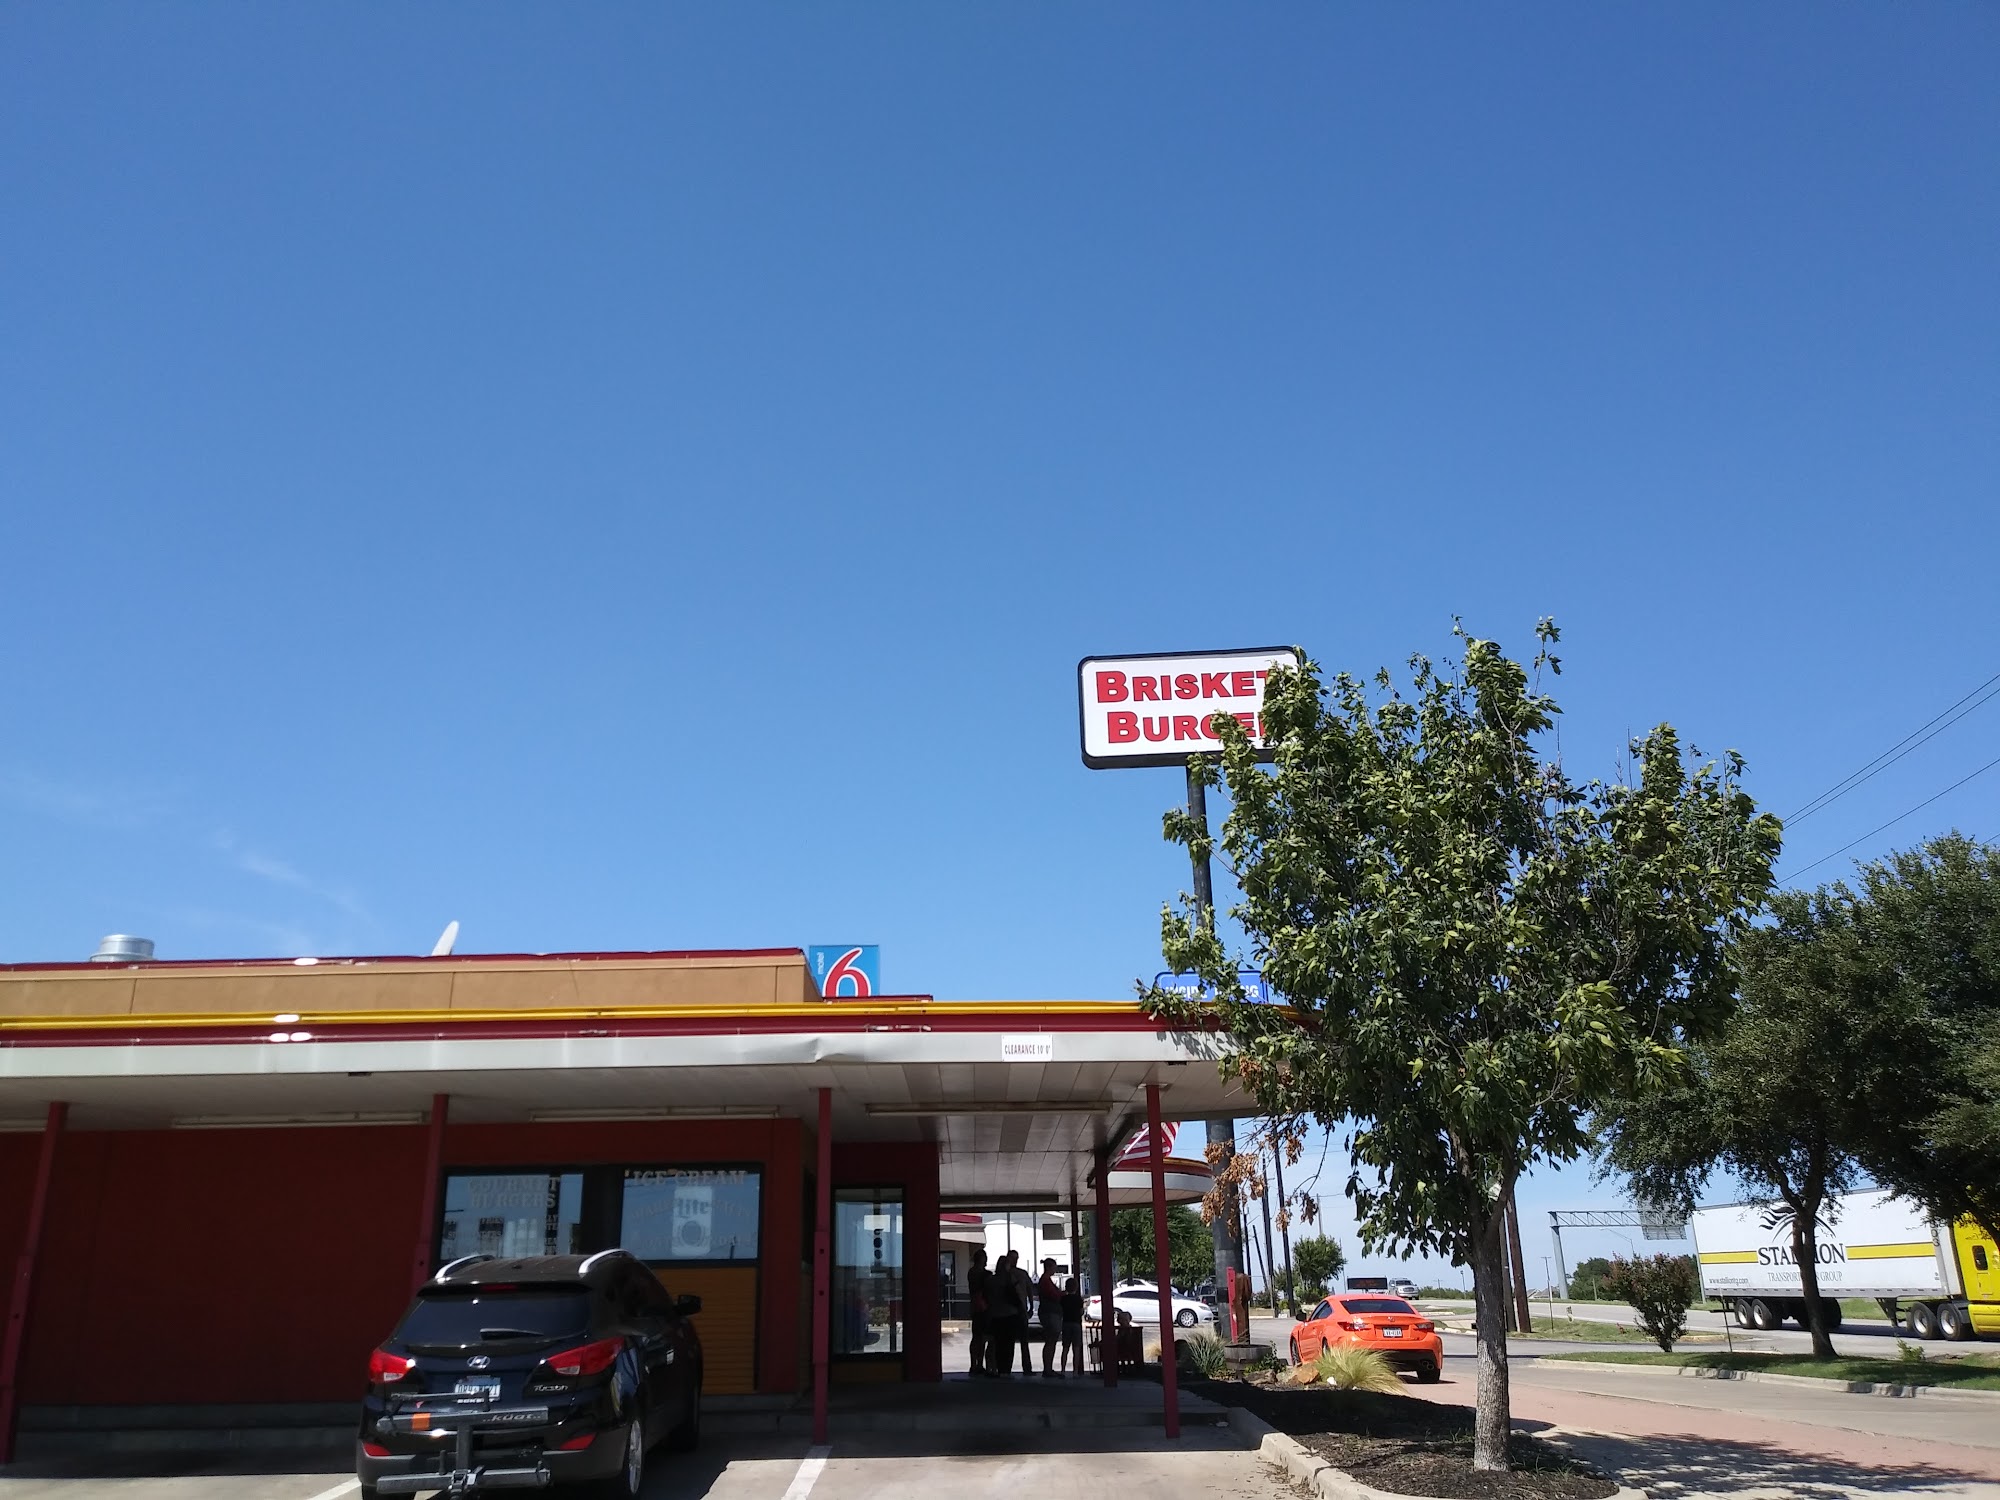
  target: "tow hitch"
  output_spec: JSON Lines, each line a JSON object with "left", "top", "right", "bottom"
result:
{"left": 371, "top": 1393, "right": 553, "bottom": 1497}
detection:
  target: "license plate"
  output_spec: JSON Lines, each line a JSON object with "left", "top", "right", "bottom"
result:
{"left": 455, "top": 1377, "right": 501, "bottom": 1398}
{"left": 1381, "top": 1327, "right": 1404, "bottom": 1339}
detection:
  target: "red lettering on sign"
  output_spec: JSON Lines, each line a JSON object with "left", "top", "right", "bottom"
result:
{"left": 1173, "top": 715, "right": 1201, "bottom": 739}
{"left": 1175, "top": 674, "right": 1199, "bottom": 700}
{"left": 1232, "top": 671, "right": 1255, "bottom": 696}
{"left": 1133, "top": 676, "right": 1161, "bottom": 703}
{"left": 1142, "top": 715, "right": 1170, "bottom": 742}
{"left": 1201, "top": 671, "right": 1230, "bottom": 696}
{"left": 1096, "top": 671, "right": 1128, "bottom": 704}
{"left": 1233, "top": 712, "right": 1256, "bottom": 733}
{"left": 1107, "top": 711, "right": 1139, "bottom": 743}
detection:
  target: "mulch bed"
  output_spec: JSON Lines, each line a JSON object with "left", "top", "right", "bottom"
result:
{"left": 1181, "top": 1377, "right": 1617, "bottom": 1500}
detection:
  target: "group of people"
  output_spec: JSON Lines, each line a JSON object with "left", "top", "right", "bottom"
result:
{"left": 966, "top": 1247, "right": 1085, "bottom": 1377}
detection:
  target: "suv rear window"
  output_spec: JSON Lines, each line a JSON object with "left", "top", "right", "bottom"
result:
{"left": 1338, "top": 1298, "right": 1415, "bottom": 1315}
{"left": 398, "top": 1289, "right": 592, "bottom": 1345}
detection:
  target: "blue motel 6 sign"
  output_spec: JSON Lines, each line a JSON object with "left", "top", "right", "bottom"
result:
{"left": 810, "top": 945, "right": 880, "bottom": 998}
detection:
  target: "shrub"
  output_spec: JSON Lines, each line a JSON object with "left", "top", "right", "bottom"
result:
{"left": 1602, "top": 1254, "right": 1700, "bottom": 1352}
{"left": 1180, "top": 1331, "right": 1229, "bottom": 1379}
{"left": 1310, "top": 1344, "right": 1405, "bottom": 1393}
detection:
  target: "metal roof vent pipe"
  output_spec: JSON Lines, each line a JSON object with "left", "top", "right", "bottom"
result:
{"left": 89, "top": 934, "right": 155, "bottom": 963}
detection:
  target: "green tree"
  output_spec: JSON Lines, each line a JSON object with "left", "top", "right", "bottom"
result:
{"left": 1290, "top": 1233, "right": 1346, "bottom": 1298}
{"left": 1599, "top": 884, "right": 1893, "bottom": 1358}
{"left": 1149, "top": 626, "right": 1777, "bottom": 1471}
{"left": 1102, "top": 1205, "right": 1214, "bottom": 1290}
{"left": 1565, "top": 1256, "right": 1613, "bottom": 1300}
{"left": 1602, "top": 1254, "right": 1699, "bottom": 1352}
{"left": 1843, "top": 837, "right": 2000, "bottom": 1242}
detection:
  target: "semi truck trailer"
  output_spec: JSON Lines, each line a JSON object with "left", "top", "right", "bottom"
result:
{"left": 1690, "top": 1187, "right": 2000, "bottom": 1341}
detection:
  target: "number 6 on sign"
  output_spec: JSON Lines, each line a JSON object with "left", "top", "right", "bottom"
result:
{"left": 809, "top": 945, "right": 880, "bottom": 998}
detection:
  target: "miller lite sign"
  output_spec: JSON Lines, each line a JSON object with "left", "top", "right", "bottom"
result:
{"left": 810, "top": 945, "right": 880, "bottom": 998}
{"left": 1078, "top": 647, "right": 1303, "bottom": 769}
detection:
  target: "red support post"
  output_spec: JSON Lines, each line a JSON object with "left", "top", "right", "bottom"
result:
{"left": 409, "top": 1094, "right": 449, "bottom": 1296}
{"left": 0, "top": 1101, "right": 67, "bottom": 1464}
{"left": 812, "top": 1086, "right": 832, "bottom": 1445}
{"left": 1094, "top": 1147, "right": 1116, "bottom": 1388}
{"left": 1147, "top": 1084, "right": 1180, "bottom": 1438}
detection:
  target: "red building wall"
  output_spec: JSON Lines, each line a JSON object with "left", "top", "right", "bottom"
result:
{"left": 3, "top": 1116, "right": 819, "bottom": 1406}
{"left": 833, "top": 1141, "right": 942, "bottom": 1383}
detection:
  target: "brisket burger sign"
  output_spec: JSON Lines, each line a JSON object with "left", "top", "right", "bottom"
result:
{"left": 1077, "top": 647, "right": 1304, "bottom": 769}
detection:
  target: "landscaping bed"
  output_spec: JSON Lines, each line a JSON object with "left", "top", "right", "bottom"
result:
{"left": 1179, "top": 1376, "right": 1618, "bottom": 1499}
{"left": 1542, "top": 1349, "right": 2000, "bottom": 1390}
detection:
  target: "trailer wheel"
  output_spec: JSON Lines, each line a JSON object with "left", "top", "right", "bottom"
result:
{"left": 1938, "top": 1302, "right": 1973, "bottom": 1341}
{"left": 1745, "top": 1298, "right": 1780, "bottom": 1331}
{"left": 1819, "top": 1298, "right": 1842, "bottom": 1333}
{"left": 1906, "top": 1301, "right": 1941, "bottom": 1340}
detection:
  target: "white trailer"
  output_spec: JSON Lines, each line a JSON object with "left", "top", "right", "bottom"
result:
{"left": 1691, "top": 1187, "right": 2000, "bottom": 1340}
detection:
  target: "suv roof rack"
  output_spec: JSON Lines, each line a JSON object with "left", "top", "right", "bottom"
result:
{"left": 578, "top": 1248, "right": 634, "bottom": 1277}
{"left": 431, "top": 1254, "right": 496, "bottom": 1282}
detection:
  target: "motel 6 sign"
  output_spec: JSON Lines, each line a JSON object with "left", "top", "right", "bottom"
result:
{"left": 1077, "top": 647, "right": 1304, "bottom": 770}
{"left": 809, "top": 945, "right": 880, "bottom": 998}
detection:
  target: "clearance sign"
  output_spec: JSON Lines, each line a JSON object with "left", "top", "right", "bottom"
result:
{"left": 1077, "top": 647, "right": 1304, "bottom": 770}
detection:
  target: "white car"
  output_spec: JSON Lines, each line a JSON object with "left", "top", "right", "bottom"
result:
{"left": 1390, "top": 1280, "right": 1420, "bottom": 1299}
{"left": 1086, "top": 1281, "right": 1217, "bottom": 1329}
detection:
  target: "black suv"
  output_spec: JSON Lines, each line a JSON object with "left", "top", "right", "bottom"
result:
{"left": 358, "top": 1250, "right": 703, "bottom": 1499}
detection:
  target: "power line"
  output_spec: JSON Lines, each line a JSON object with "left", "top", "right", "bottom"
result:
{"left": 1787, "top": 668, "right": 2000, "bottom": 825}
{"left": 1782, "top": 749, "right": 2000, "bottom": 886}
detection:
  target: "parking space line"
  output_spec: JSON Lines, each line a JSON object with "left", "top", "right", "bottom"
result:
{"left": 778, "top": 1444, "right": 832, "bottom": 1500}
{"left": 299, "top": 1481, "right": 359, "bottom": 1500}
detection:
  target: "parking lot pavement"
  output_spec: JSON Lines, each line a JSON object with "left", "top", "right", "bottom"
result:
{"left": 0, "top": 1428, "right": 1286, "bottom": 1500}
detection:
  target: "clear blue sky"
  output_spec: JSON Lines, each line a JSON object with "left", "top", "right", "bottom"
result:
{"left": 4, "top": 5, "right": 1995, "bottom": 1280}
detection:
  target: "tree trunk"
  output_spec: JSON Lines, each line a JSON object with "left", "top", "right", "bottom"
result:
{"left": 1787, "top": 1192, "right": 1837, "bottom": 1359}
{"left": 1468, "top": 1208, "right": 1513, "bottom": 1472}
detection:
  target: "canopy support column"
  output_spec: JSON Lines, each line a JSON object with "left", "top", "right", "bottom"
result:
{"left": 409, "top": 1094, "right": 448, "bottom": 1296}
{"left": 1094, "top": 1147, "right": 1116, "bottom": 1388}
{"left": 1148, "top": 1084, "right": 1179, "bottom": 1438}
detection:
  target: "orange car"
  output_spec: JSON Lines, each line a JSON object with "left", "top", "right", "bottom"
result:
{"left": 1289, "top": 1294, "right": 1443, "bottom": 1382}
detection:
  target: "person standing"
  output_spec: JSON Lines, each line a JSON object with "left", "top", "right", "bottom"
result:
{"left": 987, "top": 1250, "right": 1022, "bottom": 1374}
{"left": 966, "top": 1247, "right": 993, "bottom": 1377}
{"left": 1058, "top": 1276, "right": 1084, "bottom": 1375}
{"left": 1037, "top": 1259, "right": 1064, "bottom": 1376}
{"left": 1005, "top": 1251, "right": 1036, "bottom": 1374}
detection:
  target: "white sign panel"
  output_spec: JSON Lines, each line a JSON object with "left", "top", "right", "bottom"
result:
{"left": 1690, "top": 1188, "right": 1945, "bottom": 1298}
{"left": 1000, "top": 1034, "right": 1055, "bottom": 1063}
{"left": 1078, "top": 647, "right": 1303, "bottom": 769}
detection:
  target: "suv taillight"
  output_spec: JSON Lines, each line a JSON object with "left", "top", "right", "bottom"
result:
{"left": 369, "top": 1348, "right": 414, "bottom": 1384}
{"left": 543, "top": 1338, "right": 622, "bottom": 1378}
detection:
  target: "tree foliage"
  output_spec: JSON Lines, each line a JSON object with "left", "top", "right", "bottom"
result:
{"left": 1565, "top": 1256, "right": 1614, "bottom": 1301}
{"left": 1602, "top": 1254, "right": 1699, "bottom": 1352}
{"left": 1842, "top": 836, "right": 2000, "bottom": 1241}
{"left": 1103, "top": 1205, "right": 1214, "bottom": 1290}
{"left": 1290, "top": 1233, "right": 1346, "bottom": 1297}
{"left": 1597, "top": 883, "right": 1893, "bottom": 1356}
{"left": 1147, "top": 625, "right": 1778, "bottom": 1470}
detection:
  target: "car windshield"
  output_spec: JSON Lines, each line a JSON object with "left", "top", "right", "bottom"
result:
{"left": 1338, "top": 1298, "right": 1415, "bottom": 1315}
{"left": 398, "top": 1289, "right": 591, "bottom": 1346}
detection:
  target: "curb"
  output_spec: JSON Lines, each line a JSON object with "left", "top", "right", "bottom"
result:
{"left": 1223, "top": 1404, "right": 1646, "bottom": 1500}
{"left": 1546, "top": 1358, "right": 2000, "bottom": 1404}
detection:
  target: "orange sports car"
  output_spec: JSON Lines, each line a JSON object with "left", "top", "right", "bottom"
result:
{"left": 1289, "top": 1294, "right": 1443, "bottom": 1382}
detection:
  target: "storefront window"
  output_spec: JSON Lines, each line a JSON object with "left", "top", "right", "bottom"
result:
{"left": 620, "top": 1168, "right": 761, "bottom": 1262}
{"left": 439, "top": 1172, "right": 584, "bottom": 1260}
{"left": 833, "top": 1188, "right": 904, "bottom": 1356}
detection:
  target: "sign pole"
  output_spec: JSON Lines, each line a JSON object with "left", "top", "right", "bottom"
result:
{"left": 1188, "top": 765, "right": 1246, "bottom": 1295}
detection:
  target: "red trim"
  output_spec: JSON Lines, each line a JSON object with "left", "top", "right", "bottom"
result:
{"left": 0, "top": 1009, "right": 1206, "bottom": 1050}
{"left": 811, "top": 1089, "right": 831, "bottom": 1444}
{"left": 1094, "top": 1146, "right": 1116, "bottom": 1389}
{"left": 0, "top": 947, "right": 805, "bottom": 974}
{"left": 1148, "top": 1083, "right": 1179, "bottom": 1439}
{"left": 409, "top": 1095, "right": 448, "bottom": 1297}
{"left": 0, "top": 1102, "right": 66, "bottom": 1463}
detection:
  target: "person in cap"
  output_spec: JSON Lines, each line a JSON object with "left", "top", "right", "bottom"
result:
{"left": 1037, "top": 1258, "right": 1064, "bottom": 1376}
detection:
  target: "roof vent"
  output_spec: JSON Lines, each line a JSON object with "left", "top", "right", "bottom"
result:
{"left": 89, "top": 934, "right": 155, "bottom": 964}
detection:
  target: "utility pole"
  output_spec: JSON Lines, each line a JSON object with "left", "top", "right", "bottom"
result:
{"left": 1271, "top": 1132, "right": 1297, "bottom": 1317}
{"left": 1505, "top": 1189, "right": 1534, "bottom": 1334}
{"left": 1257, "top": 1139, "right": 1278, "bottom": 1315}
{"left": 1187, "top": 766, "right": 1245, "bottom": 1292}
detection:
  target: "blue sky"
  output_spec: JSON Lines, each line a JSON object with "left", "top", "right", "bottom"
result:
{"left": 3, "top": 5, "right": 1995, "bottom": 1280}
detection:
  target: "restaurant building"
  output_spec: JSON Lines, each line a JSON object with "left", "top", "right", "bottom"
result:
{"left": 0, "top": 944, "right": 1244, "bottom": 1456}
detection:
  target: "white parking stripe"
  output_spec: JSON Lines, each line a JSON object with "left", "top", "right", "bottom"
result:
{"left": 778, "top": 1444, "right": 833, "bottom": 1500}
{"left": 298, "top": 1482, "right": 359, "bottom": 1500}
